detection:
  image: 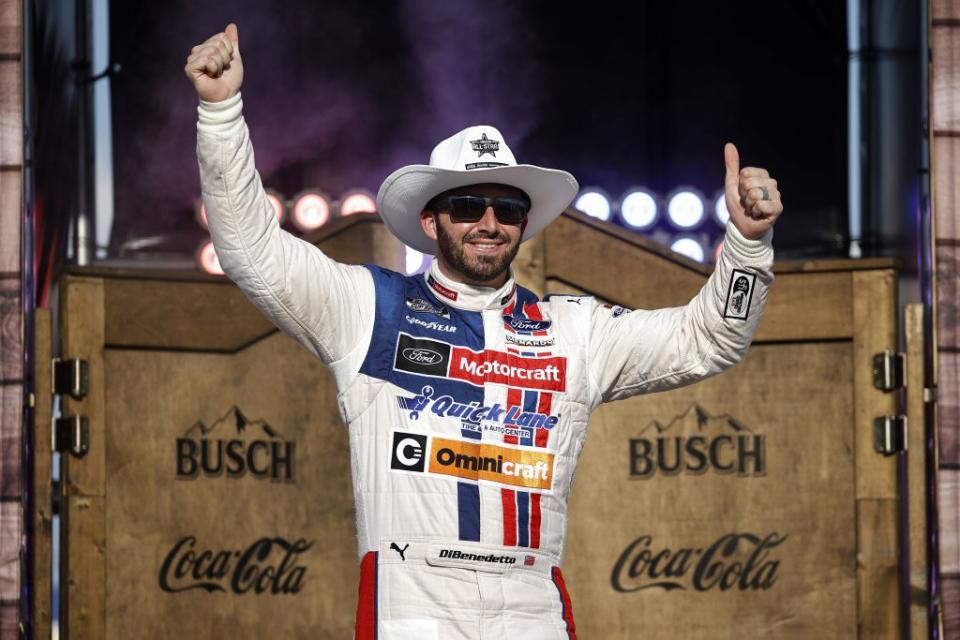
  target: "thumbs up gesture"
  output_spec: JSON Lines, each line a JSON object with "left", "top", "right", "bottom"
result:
{"left": 723, "top": 143, "right": 783, "bottom": 240}
{"left": 184, "top": 23, "right": 243, "bottom": 103}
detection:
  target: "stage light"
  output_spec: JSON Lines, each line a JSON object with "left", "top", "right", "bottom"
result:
{"left": 340, "top": 190, "right": 377, "bottom": 216}
{"left": 265, "top": 189, "right": 286, "bottom": 224}
{"left": 713, "top": 190, "right": 730, "bottom": 227}
{"left": 618, "top": 189, "right": 659, "bottom": 230}
{"left": 666, "top": 189, "right": 705, "bottom": 229}
{"left": 405, "top": 247, "right": 427, "bottom": 274}
{"left": 197, "top": 240, "right": 224, "bottom": 275}
{"left": 670, "top": 236, "right": 707, "bottom": 263}
{"left": 574, "top": 189, "right": 612, "bottom": 222}
{"left": 292, "top": 190, "right": 332, "bottom": 231}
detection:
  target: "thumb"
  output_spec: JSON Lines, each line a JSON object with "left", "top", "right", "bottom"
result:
{"left": 226, "top": 23, "right": 240, "bottom": 52}
{"left": 724, "top": 142, "right": 740, "bottom": 194}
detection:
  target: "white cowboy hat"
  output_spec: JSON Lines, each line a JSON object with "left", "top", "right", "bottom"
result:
{"left": 376, "top": 125, "right": 579, "bottom": 255}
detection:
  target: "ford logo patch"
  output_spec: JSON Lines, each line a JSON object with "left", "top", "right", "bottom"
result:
{"left": 403, "top": 348, "right": 443, "bottom": 365}
{"left": 504, "top": 316, "right": 552, "bottom": 333}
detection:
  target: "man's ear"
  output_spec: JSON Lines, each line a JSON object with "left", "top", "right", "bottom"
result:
{"left": 421, "top": 211, "right": 438, "bottom": 241}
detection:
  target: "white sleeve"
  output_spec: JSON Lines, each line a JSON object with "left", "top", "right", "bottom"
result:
{"left": 588, "top": 222, "right": 774, "bottom": 404}
{"left": 196, "top": 92, "right": 375, "bottom": 368}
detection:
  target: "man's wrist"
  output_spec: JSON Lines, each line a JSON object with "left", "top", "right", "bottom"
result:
{"left": 197, "top": 91, "right": 244, "bottom": 135}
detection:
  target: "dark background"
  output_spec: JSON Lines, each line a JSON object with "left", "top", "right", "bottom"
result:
{"left": 108, "top": 0, "right": 848, "bottom": 258}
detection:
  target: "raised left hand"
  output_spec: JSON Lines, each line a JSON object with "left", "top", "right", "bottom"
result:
{"left": 723, "top": 143, "right": 783, "bottom": 240}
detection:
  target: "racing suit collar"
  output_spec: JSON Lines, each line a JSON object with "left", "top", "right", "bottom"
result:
{"left": 424, "top": 259, "right": 517, "bottom": 312}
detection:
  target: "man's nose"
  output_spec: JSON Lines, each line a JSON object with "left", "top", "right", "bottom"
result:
{"left": 476, "top": 206, "right": 498, "bottom": 232}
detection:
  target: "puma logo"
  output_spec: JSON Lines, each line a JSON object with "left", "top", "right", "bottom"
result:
{"left": 390, "top": 542, "right": 409, "bottom": 561}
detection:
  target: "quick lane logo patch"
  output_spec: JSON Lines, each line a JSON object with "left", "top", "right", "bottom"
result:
{"left": 390, "top": 430, "right": 555, "bottom": 491}
{"left": 723, "top": 269, "right": 756, "bottom": 320}
{"left": 393, "top": 333, "right": 567, "bottom": 392}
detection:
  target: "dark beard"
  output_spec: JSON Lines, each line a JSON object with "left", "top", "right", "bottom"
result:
{"left": 435, "top": 223, "right": 520, "bottom": 284}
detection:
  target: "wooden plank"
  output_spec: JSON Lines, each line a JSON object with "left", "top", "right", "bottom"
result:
{"left": 934, "top": 137, "right": 960, "bottom": 245}
{"left": 857, "top": 499, "right": 902, "bottom": 638}
{"left": 944, "top": 574, "right": 960, "bottom": 637}
{"left": 60, "top": 276, "right": 106, "bottom": 640}
{"left": 933, "top": 0, "right": 960, "bottom": 23}
{"left": 0, "top": 385, "right": 19, "bottom": 500}
{"left": 0, "top": 61, "right": 20, "bottom": 167}
{"left": 851, "top": 270, "right": 901, "bottom": 639}
{"left": 933, "top": 25, "right": 960, "bottom": 133}
{"left": 905, "top": 304, "right": 929, "bottom": 640}
{"left": 513, "top": 233, "right": 546, "bottom": 299}
{"left": 103, "top": 279, "right": 274, "bottom": 351}
{"left": 0, "top": 501, "right": 17, "bottom": 602}
{"left": 0, "top": 169, "right": 17, "bottom": 274}
{"left": 942, "top": 351, "right": 960, "bottom": 465}
{"left": 940, "top": 470, "right": 960, "bottom": 574}
{"left": 0, "top": 283, "right": 20, "bottom": 383}
{"left": 0, "top": 0, "right": 19, "bottom": 56}
{"left": 32, "top": 308, "right": 52, "bottom": 640}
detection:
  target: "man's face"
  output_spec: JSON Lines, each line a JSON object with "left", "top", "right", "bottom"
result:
{"left": 420, "top": 183, "right": 529, "bottom": 286}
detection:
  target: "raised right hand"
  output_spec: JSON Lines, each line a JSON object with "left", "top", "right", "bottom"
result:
{"left": 184, "top": 23, "right": 243, "bottom": 103}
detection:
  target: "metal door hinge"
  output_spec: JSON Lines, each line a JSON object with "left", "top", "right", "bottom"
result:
{"left": 874, "top": 415, "right": 907, "bottom": 455}
{"left": 873, "top": 351, "right": 905, "bottom": 391}
{"left": 53, "top": 415, "right": 89, "bottom": 457}
{"left": 925, "top": 386, "right": 938, "bottom": 403}
{"left": 53, "top": 358, "right": 89, "bottom": 400}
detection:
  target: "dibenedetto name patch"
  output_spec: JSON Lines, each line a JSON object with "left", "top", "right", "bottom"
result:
{"left": 723, "top": 269, "right": 756, "bottom": 320}
{"left": 390, "top": 430, "right": 555, "bottom": 492}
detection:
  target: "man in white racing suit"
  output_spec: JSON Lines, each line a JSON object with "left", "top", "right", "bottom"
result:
{"left": 186, "top": 23, "right": 783, "bottom": 640}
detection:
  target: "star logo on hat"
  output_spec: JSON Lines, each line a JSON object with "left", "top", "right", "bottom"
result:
{"left": 470, "top": 133, "right": 500, "bottom": 158}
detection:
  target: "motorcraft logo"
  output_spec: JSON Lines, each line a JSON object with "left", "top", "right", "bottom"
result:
{"left": 393, "top": 333, "right": 567, "bottom": 392}
{"left": 470, "top": 133, "right": 500, "bottom": 158}
{"left": 723, "top": 269, "right": 756, "bottom": 320}
{"left": 406, "top": 297, "right": 450, "bottom": 318}
{"left": 390, "top": 430, "right": 554, "bottom": 491}
{"left": 630, "top": 404, "right": 765, "bottom": 479}
{"left": 396, "top": 385, "right": 559, "bottom": 437}
{"left": 611, "top": 532, "right": 787, "bottom": 593}
{"left": 159, "top": 535, "right": 313, "bottom": 595}
{"left": 177, "top": 407, "right": 295, "bottom": 482}
{"left": 405, "top": 314, "right": 457, "bottom": 334}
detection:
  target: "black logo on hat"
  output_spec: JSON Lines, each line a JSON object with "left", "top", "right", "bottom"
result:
{"left": 470, "top": 133, "right": 500, "bottom": 158}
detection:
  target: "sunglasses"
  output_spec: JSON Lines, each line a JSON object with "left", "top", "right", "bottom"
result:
{"left": 433, "top": 195, "right": 531, "bottom": 225}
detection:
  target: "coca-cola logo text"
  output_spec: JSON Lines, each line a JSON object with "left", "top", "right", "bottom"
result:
{"left": 611, "top": 532, "right": 787, "bottom": 593}
{"left": 159, "top": 535, "right": 313, "bottom": 595}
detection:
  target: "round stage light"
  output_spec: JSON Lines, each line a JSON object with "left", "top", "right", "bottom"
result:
{"left": 670, "top": 236, "right": 706, "bottom": 263}
{"left": 666, "top": 189, "right": 705, "bottom": 229}
{"left": 340, "top": 190, "right": 377, "bottom": 216}
{"left": 265, "top": 189, "right": 286, "bottom": 224}
{"left": 197, "top": 240, "right": 224, "bottom": 275}
{"left": 574, "top": 189, "right": 612, "bottom": 222}
{"left": 292, "top": 190, "right": 332, "bottom": 231}
{"left": 713, "top": 190, "right": 730, "bottom": 227}
{"left": 618, "top": 189, "right": 658, "bottom": 230}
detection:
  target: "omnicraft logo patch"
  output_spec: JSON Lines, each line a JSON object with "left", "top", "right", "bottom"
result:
{"left": 393, "top": 333, "right": 567, "bottom": 392}
{"left": 390, "top": 430, "right": 555, "bottom": 492}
